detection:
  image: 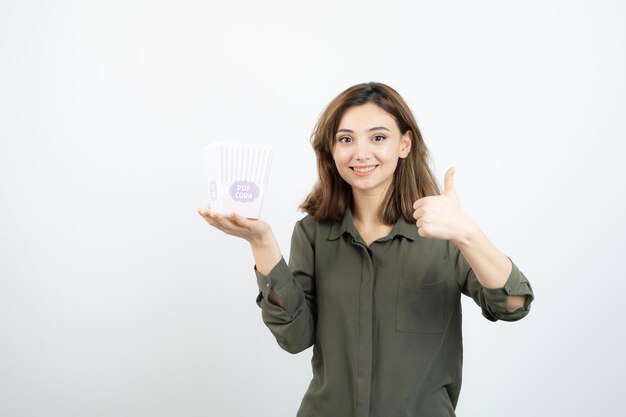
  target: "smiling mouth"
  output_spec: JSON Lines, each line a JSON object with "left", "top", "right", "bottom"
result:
{"left": 350, "top": 165, "right": 378, "bottom": 173}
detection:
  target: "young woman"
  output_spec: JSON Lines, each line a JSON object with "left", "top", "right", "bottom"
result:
{"left": 197, "top": 82, "right": 534, "bottom": 417}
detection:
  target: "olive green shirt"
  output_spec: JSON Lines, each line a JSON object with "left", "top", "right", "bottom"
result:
{"left": 254, "top": 206, "right": 534, "bottom": 417}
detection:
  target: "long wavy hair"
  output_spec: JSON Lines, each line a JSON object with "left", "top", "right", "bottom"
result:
{"left": 299, "top": 82, "right": 441, "bottom": 225}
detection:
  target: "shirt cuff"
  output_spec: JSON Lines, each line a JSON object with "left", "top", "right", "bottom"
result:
{"left": 254, "top": 256, "right": 292, "bottom": 301}
{"left": 480, "top": 257, "right": 535, "bottom": 321}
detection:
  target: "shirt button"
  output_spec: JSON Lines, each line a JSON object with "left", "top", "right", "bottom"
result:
{"left": 266, "top": 283, "right": 271, "bottom": 288}
{"left": 506, "top": 287, "right": 512, "bottom": 294}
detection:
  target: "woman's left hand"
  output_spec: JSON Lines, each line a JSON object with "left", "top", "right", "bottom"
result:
{"left": 412, "top": 167, "right": 476, "bottom": 243}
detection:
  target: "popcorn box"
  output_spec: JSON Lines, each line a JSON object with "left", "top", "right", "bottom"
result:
{"left": 204, "top": 142, "right": 274, "bottom": 219}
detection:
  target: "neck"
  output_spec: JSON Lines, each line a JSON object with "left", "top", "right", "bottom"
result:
{"left": 351, "top": 188, "right": 389, "bottom": 227}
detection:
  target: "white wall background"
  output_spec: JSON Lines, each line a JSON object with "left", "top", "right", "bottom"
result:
{"left": 1, "top": 0, "right": 625, "bottom": 416}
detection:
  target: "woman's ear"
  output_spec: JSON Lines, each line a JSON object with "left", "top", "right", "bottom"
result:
{"left": 400, "top": 130, "right": 412, "bottom": 158}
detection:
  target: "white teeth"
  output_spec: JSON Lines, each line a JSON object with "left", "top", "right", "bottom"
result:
{"left": 352, "top": 166, "right": 376, "bottom": 173}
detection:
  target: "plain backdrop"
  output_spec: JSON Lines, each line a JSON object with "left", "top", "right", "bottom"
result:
{"left": 1, "top": 0, "right": 625, "bottom": 416}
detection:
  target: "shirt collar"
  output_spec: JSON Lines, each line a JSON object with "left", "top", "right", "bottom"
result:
{"left": 327, "top": 205, "right": 419, "bottom": 242}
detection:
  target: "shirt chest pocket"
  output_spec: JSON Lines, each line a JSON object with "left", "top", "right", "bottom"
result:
{"left": 395, "top": 279, "right": 444, "bottom": 334}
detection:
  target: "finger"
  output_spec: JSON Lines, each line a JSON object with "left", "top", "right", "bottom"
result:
{"left": 212, "top": 212, "right": 231, "bottom": 229}
{"left": 198, "top": 210, "right": 219, "bottom": 228}
{"left": 197, "top": 208, "right": 210, "bottom": 220}
{"left": 230, "top": 213, "right": 242, "bottom": 226}
{"left": 230, "top": 214, "right": 255, "bottom": 234}
{"left": 217, "top": 212, "right": 245, "bottom": 233}
{"left": 231, "top": 212, "right": 253, "bottom": 227}
{"left": 443, "top": 167, "right": 456, "bottom": 196}
{"left": 414, "top": 209, "right": 427, "bottom": 227}
{"left": 413, "top": 207, "right": 425, "bottom": 221}
{"left": 413, "top": 196, "right": 430, "bottom": 210}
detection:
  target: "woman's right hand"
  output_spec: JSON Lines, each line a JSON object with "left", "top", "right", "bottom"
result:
{"left": 197, "top": 203, "right": 273, "bottom": 246}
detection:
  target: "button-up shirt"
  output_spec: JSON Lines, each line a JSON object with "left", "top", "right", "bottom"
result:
{"left": 254, "top": 206, "right": 534, "bottom": 417}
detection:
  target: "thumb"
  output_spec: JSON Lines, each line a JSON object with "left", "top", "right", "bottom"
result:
{"left": 231, "top": 212, "right": 245, "bottom": 224}
{"left": 232, "top": 212, "right": 254, "bottom": 226}
{"left": 443, "top": 167, "right": 456, "bottom": 196}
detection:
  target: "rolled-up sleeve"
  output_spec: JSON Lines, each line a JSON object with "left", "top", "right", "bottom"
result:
{"left": 449, "top": 241, "right": 535, "bottom": 322}
{"left": 254, "top": 219, "right": 317, "bottom": 353}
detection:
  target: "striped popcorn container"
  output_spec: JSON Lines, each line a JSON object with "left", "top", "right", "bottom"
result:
{"left": 204, "top": 142, "right": 274, "bottom": 219}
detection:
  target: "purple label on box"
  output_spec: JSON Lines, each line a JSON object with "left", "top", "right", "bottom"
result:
{"left": 229, "top": 181, "right": 259, "bottom": 203}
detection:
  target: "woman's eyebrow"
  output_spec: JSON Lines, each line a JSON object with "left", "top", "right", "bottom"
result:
{"left": 336, "top": 126, "right": 391, "bottom": 134}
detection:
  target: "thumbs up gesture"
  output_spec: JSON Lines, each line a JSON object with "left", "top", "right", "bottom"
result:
{"left": 412, "top": 167, "right": 476, "bottom": 243}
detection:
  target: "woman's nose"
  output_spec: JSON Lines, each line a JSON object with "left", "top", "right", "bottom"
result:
{"left": 355, "top": 139, "right": 373, "bottom": 160}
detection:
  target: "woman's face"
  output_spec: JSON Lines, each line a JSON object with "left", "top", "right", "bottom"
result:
{"left": 332, "top": 103, "right": 412, "bottom": 198}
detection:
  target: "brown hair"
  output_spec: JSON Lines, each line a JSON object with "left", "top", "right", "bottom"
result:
{"left": 298, "top": 82, "right": 441, "bottom": 224}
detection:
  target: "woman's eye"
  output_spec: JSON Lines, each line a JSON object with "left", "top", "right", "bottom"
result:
{"left": 338, "top": 136, "right": 352, "bottom": 143}
{"left": 373, "top": 135, "right": 386, "bottom": 141}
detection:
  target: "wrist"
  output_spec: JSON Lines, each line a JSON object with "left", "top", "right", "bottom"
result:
{"left": 249, "top": 231, "right": 282, "bottom": 276}
{"left": 453, "top": 217, "right": 480, "bottom": 248}
{"left": 249, "top": 229, "right": 276, "bottom": 249}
